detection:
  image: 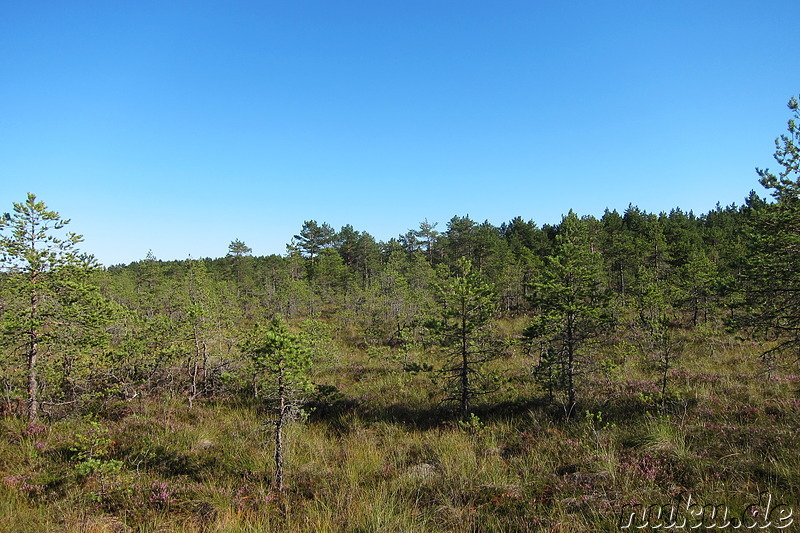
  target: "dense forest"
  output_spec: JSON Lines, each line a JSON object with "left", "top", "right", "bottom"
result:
{"left": 1, "top": 98, "right": 799, "bottom": 531}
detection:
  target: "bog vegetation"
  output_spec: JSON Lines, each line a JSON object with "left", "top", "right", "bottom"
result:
{"left": 1, "top": 98, "right": 799, "bottom": 531}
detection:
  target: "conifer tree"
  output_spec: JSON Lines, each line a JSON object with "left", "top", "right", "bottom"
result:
{"left": 294, "top": 220, "right": 335, "bottom": 266}
{"left": 524, "top": 212, "right": 613, "bottom": 417}
{"left": 182, "top": 259, "right": 219, "bottom": 407}
{"left": 413, "top": 219, "right": 440, "bottom": 265}
{"left": 227, "top": 239, "right": 252, "bottom": 258}
{"left": 429, "top": 258, "right": 499, "bottom": 416}
{"left": 631, "top": 265, "right": 681, "bottom": 413}
{"left": 0, "top": 194, "right": 102, "bottom": 422}
{"left": 741, "top": 96, "right": 800, "bottom": 363}
{"left": 243, "top": 317, "right": 313, "bottom": 491}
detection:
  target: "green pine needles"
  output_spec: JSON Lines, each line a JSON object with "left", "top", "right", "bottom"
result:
{"left": 0, "top": 193, "right": 105, "bottom": 423}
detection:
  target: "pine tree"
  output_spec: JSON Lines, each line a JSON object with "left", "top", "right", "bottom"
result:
{"left": 631, "top": 264, "right": 681, "bottom": 414}
{"left": 429, "top": 258, "right": 499, "bottom": 416}
{"left": 182, "top": 259, "right": 220, "bottom": 408}
{"left": 294, "top": 220, "right": 335, "bottom": 266}
{"left": 243, "top": 317, "right": 313, "bottom": 491}
{"left": 413, "top": 219, "right": 440, "bottom": 265}
{"left": 227, "top": 239, "right": 252, "bottom": 258}
{"left": 0, "top": 194, "right": 102, "bottom": 422}
{"left": 524, "top": 212, "right": 613, "bottom": 417}
{"left": 740, "top": 96, "right": 800, "bottom": 365}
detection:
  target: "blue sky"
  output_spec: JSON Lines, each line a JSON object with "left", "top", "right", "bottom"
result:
{"left": 2, "top": 1, "right": 799, "bottom": 265}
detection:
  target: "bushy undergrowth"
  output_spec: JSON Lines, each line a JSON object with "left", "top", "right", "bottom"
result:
{"left": 1, "top": 328, "right": 798, "bottom": 532}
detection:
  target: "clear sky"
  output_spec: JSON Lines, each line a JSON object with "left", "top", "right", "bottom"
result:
{"left": 2, "top": 1, "right": 799, "bottom": 266}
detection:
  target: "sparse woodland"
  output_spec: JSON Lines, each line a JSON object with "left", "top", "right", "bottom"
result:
{"left": 1, "top": 98, "right": 799, "bottom": 531}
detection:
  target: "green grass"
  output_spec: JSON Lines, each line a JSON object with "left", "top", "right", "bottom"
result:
{"left": 1, "top": 328, "right": 798, "bottom": 532}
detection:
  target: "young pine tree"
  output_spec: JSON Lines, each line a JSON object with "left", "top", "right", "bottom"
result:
{"left": 524, "top": 212, "right": 613, "bottom": 418}
{"left": 631, "top": 265, "right": 682, "bottom": 414}
{"left": 243, "top": 317, "right": 313, "bottom": 491}
{"left": 429, "top": 258, "right": 500, "bottom": 417}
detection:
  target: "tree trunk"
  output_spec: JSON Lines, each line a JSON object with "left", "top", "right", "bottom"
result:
{"left": 27, "top": 334, "right": 39, "bottom": 423}
{"left": 201, "top": 340, "right": 208, "bottom": 394}
{"left": 566, "top": 313, "right": 576, "bottom": 418}
{"left": 660, "top": 350, "right": 670, "bottom": 415}
{"left": 27, "top": 285, "right": 40, "bottom": 424}
{"left": 189, "top": 327, "right": 203, "bottom": 408}
{"left": 275, "top": 366, "right": 285, "bottom": 491}
{"left": 188, "top": 360, "right": 199, "bottom": 409}
{"left": 460, "top": 300, "right": 469, "bottom": 416}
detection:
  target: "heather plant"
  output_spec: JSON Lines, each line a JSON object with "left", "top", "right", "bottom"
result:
{"left": 0, "top": 341, "right": 797, "bottom": 533}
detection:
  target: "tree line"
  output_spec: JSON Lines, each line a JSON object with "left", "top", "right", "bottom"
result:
{"left": 1, "top": 96, "right": 798, "bottom": 453}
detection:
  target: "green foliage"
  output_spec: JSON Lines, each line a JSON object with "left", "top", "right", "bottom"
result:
{"left": 242, "top": 317, "right": 315, "bottom": 490}
{"left": 244, "top": 317, "right": 314, "bottom": 397}
{"left": 0, "top": 194, "right": 109, "bottom": 421}
{"left": 292, "top": 220, "right": 335, "bottom": 267}
{"left": 457, "top": 412, "right": 485, "bottom": 435}
{"left": 226, "top": 238, "right": 252, "bottom": 258}
{"left": 758, "top": 96, "right": 800, "bottom": 202}
{"left": 413, "top": 218, "right": 440, "bottom": 264}
{"left": 740, "top": 96, "right": 800, "bottom": 364}
{"left": 525, "top": 212, "right": 614, "bottom": 415}
{"left": 428, "top": 258, "right": 501, "bottom": 415}
{"left": 0, "top": 193, "right": 95, "bottom": 274}
{"left": 71, "top": 418, "right": 123, "bottom": 476}
{"left": 631, "top": 260, "right": 684, "bottom": 414}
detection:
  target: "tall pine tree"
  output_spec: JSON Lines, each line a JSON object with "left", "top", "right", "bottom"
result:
{"left": 0, "top": 194, "right": 104, "bottom": 422}
{"left": 740, "top": 96, "right": 800, "bottom": 366}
